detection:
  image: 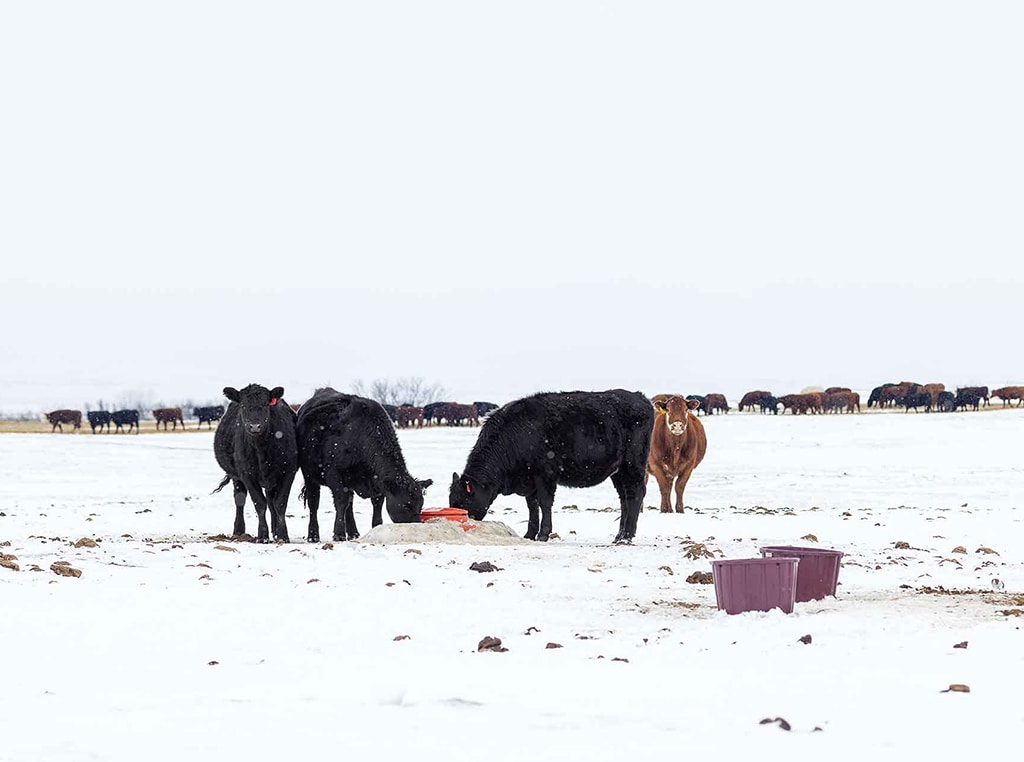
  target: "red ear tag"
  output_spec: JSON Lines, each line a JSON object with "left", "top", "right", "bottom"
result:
{"left": 269, "top": 398, "right": 278, "bottom": 406}
{"left": 466, "top": 484, "right": 472, "bottom": 494}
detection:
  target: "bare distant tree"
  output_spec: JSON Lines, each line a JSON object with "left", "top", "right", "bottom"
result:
{"left": 362, "top": 377, "right": 448, "bottom": 407}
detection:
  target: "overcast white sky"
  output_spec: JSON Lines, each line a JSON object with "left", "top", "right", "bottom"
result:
{"left": 1, "top": 2, "right": 1021, "bottom": 412}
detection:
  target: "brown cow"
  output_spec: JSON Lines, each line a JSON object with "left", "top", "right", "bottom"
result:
{"left": 703, "top": 393, "right": 729, "bottom": 415}
{"left": 152, "top": 407, "right": 185, "bottom": 431}
{"left": 919, "top": 383, "right": 945, "bottom": 407}
{"left": 825, "top": 391, "right": 860, "bottom": 413}
{"left": 396, "top": 405, "right": 425, "bottom": 428}
{"left": 738, "top": 390, "right": 771, "bottom": 412}
{"left": 45, "top": 409, "right": 82, "bottom": 433}
{"left": 992, "top": 386, "right": 1024, "bottom": 407}
{"left": 778, "top": 393, "right": 820, "bottom": 414}
{"left": 824, "top": 387, "right": 851, "bottom": 395}
{"left": 646, "top": 394, "right": 707, "bottom": 513}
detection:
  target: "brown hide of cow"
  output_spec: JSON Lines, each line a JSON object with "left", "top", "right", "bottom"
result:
{"left": 646, "top": 395, "right": 707, "bottom": 513}
{"left": 739, "top": 390, "right": 770, "bottom": 412}
{"left": 992, "top": 386, "right": 1024, "bottom": 406}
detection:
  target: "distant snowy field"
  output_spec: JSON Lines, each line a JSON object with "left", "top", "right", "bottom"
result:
{"left": 2, "top": 411, "right": 1023, "bottom": 760}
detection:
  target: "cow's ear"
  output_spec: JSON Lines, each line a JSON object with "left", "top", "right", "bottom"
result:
{"left": 417, "top": 478, "right": 433, "bottom": 494}
{"left": 654, "top": 399, "right": 666, "bottom": 411}
{"left": 688, "top": 398, "right": 701, "bottom": 411}
{"left": 223, "top": 387, "right": 240, "bottom": 402}
{"left": 270, "top": 387, "right": 284, "bottom": 400}
{"left": 451, "top": 472, "right": 460, "bottom": 487}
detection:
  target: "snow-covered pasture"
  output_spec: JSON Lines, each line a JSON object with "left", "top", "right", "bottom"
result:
{"left": 1, "top": 410, "right": 1022, "bottom": 759}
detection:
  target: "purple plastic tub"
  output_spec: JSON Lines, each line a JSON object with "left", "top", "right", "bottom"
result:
{"left": 760, "top": 545, "right": 843, "bottom": 602}
{"left": 711, "top": 557, "right": 799, "bottom": 615}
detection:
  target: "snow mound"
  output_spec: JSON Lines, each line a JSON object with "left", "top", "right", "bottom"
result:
{"left": 358, "top": 519, "right": 525, "bottom": 546}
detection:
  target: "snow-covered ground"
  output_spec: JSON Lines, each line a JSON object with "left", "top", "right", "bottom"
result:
{"left": 2, "top": 410, "right": 1022, "bottom": 760}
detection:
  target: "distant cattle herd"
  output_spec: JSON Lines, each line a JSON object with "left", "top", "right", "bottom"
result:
{"left": 37, "top": 383, "right": 1024, "bottom": 435}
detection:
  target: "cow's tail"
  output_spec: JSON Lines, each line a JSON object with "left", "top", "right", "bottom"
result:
{"left": 298, "top": 484, "right": 307, "bottom": 506}
{"left": 212, "top": 474, "right": 231, "bottom": 494}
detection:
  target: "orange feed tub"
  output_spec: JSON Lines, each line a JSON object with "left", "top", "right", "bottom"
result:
{"left": 420, "top": 507, "right": 471, "bottom": 528}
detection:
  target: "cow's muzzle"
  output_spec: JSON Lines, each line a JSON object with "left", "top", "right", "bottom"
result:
{"left": 246, "top": 423, "right": 264, "bottom": 435}
{"left": 668, "top": 421, "right": 686, "bottom": 436}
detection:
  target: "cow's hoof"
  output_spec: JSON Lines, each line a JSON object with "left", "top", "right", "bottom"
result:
{"left": 307, "top": 535, "right": 319, "bottom": 543}
{"left": 659, "top": 507, "right": 673, "bottom": 514}
{"left": 333, "top": 533, "right": 346, "bottom": 542}
{"left": 612, "top": 535, "right": 634, "bottom": 545}
{"left": 524, "top": 532, "right": 538, "bottom": 541}
{"left": 256, "top": 537, "right": 270, "bottom": 544}
{"left": 674, "top": 507, "right": 685, "bottom": 514}
{"left": 347, "top": 532, "right": 360, "bottom": 540}
{"left": 536, "top": 534, "right": 550, "bottom": 542}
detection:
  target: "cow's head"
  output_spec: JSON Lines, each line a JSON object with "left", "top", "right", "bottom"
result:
{"left": 654, "top": 394, "right": 700, "bottom": 436}
{"left": 223, "top": 384, "right": 284, "bottom": 436}
{"left": 386, "top": 478, "right": 433, "bottom": 523}
{"left": 449, "top": 472, "right": 495, "bottom": 520}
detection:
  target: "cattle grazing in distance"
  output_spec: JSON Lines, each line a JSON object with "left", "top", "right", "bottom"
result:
{"left": 867, "top": 383, "right": 895, "bottom": 408}
{"left": 903, "top": 385, "right": 933, "bottom": 413}
{"left": 685, "top": 394, "right": 707, "bottom": 415}
{"left": 738, "top": 391, "right": 771, "bottom": 412}
{"left": 422, "top": 401, "right": 447, "bottom": 426}
{"left": 213, "top": 384, "right": 298, "bottom": 542}
{"left": 702, "top": 393, "right": 730, "bottom": 415}
{"left": 193, "top": 405, "right": 225, "bottom": 429}
{"left": 919, "top": 383, "right": 945, "bottom": 407}
{"left": 991, "top": 386, "right": 1024, "bottom": 407}
{"left": 87, "top": 410, "right": 112, "bottom": 434}
{"left": 759, "top": 394, "right": 780, "bottom": 414}
{"left": 824, "top": 391, "right": 860, "bottom": 414}
{"left": 647, "top": 394, "right": 707, "bottom": 513}
{"left": 46, "top": 409, "right": 82, "bottom": 433}
{"left": 111, "top": 409, "right": 140, "bottom": 434}
{"left": 936, "top": 391, "right": 956, "bottom": 412}
{"left": 449, "top": 389, "right": 654, "bottom": 544}
{"left": 778, "top": 393, "right": 820, "bottom": 415}
{"left": 396, "top": 405, "right": 425, "bottom": 428}
{"left": 879, "top": 382, "right": 917, "bottom": 408}
{"left": 954, "top": 387, "right": 984, "bottom": 412}
{"left": 824, "top": 387, "right": 852, "bottom": 395}
{"left": 296, "top": 388, "right": 430, "bottom": 542}
{"left": 152, "top": 407, "right": 184, "bottom": 431}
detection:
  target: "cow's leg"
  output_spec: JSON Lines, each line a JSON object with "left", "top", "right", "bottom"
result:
{"left": 612, "top": 467, "right": 646, "bottom": 544}
{"left": 524, "top": 494, "right": 540, "bottom": 541}
{"left": 304, "top": 478, "right": 321, "bottom": 543}
{"left": 536, "top": 486, "right": 555, "bottom": 542}
{"left": 652, "top": 468, "right": 673, "bottom": 513}
{"left": 371, "top": 494, "right": 385, "bottom": 529}
{"left": 268, "top": 471, "right": 294, "bottom": 542}
{"left": 232, "top": 479, "right": 247, "bottom": 536}
{"left": 332, "top": 489, "right": 354, "bottom": 542}
{"left": 345, "top": 498, "right": 360, "bottom": 540}
{"left": 242, "top": 477, "right": 271, "bottom": 543}
{"left": 674, "top": 464, "right": 696, "bottom": 513}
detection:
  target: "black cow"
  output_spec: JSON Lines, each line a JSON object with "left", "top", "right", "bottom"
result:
{"left": 954, "top": 388, "right": 983, "bottom": 411}
{"left": 758, "top": 394, "right": 780, "bottom": 414}
{"left": 87, "top": 411, "right": 112, "bottom": 434}
{"left": 685, "top": 394, "right": 707, "bottom": 416}
{"left": 194, "top": 405, "right": 225, "bottom": 429}
{"left": 212, "top": 384, "right": 298, "bottom": 543}
{"left": 423, "top": 401, "right": 449, "bottom": 426}
{"left": 111, "top": 409, "right": 140, "bottom": 434}
{"left": 867, "top": 383, "right": 897, "bottom": 408}
{"left": 473, "top": 401, "right": 499, "bottom": 417}
{"left": 449, "top": 389, "right": 654, "bottom": 544}
{"left": 904, "top": 386, "right": 932, "bottom": 413}
{"left": 295, "top": 388, "right": 431, "bottom": 542}
{"left": 936, "top": 391, "right": 956, "bottom": 412}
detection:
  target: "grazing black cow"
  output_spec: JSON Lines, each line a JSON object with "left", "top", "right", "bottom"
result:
{"left": 295, "top": 388, "right": 431, "bottom": 542}
{"left": 449, "top": 389, "right": 654, "bottom": 544}
{"left": 111, "top": 409, "right": 140, "bottom": 434}
{"left": 954, "top": 388, "right": 981, "bottom": 411}
{"left": 87, "top": 411, "right": 112, "bottom": 434}
{"left": 936, "top": 391, "right": 956, "bottom": 413}
{"left": 212, "top": 384, "right": 298, "bottom": 543}
{"left": 423, "top": 401, "right": 449, "bottom": 426}
{"left": 904, "top": 386, "right": 932, "bottom": 413}
{"left": 193, "top": 405, "right": 225, "bottom": 429}
{"left": 758, "top": 394, "right": 780, "bottom": 414}
{"left": 473, "top": 401, "right": 499, "bottom": 417}
{"left": 867, "top": 383, "right": 898, "bottom": 408}
{"left": 685, "top": 394, "right": 707, "bottom": 416}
